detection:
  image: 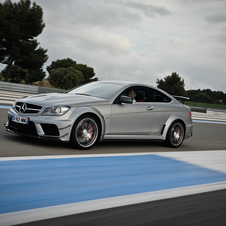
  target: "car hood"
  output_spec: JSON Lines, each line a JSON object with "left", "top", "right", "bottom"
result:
{"left": 16, "top": 93, "right": 108, "bottom": 107}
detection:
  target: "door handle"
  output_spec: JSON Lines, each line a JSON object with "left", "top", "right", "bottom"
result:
{"left": 147, "top": 106, "right": 154, "bottom": 110}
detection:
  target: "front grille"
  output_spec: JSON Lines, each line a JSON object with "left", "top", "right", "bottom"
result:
{"left": 9, "top": 120, "right": 38, "bottom": 136}
{"left": 15, "top": 102, "right": 42, "bottom": 114}
{"left": 41, "top": 124, "right": 59, "bottom": 136}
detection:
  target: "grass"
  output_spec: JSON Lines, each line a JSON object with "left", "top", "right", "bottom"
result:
{"left": 184, "top": 101, "right": 226, "bottom": 110}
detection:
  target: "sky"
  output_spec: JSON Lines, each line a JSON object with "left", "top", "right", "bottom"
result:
{"left": 1, "top": 0, "right": 226, "bottom": 92}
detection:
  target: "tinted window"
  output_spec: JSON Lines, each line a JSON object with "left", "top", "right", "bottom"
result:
{"left": 151, "top": 88, "right": 172, "bottom": 103}
{"left": 114, "top": 86, "right": 149, "bottom": 104}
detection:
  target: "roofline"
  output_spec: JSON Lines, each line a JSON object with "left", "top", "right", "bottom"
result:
{"left": 97, "top": 80, "right": 154, "bottom": 87}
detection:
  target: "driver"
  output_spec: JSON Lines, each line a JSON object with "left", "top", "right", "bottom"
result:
{"left": 128, "top": 90, "right": 137, "bottom": 103}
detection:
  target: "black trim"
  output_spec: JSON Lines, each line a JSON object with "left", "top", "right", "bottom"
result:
{"left": 8, "top": 120, "right": 38, "bottom": 137}
{"left": 161, "top": 124, "right": 166, "bottom": 135}
{"left": 41, "top": 124, "right": 60, "bottom": 136}
{"left": 4, "top": 123, "right": 64, "bottom": 141}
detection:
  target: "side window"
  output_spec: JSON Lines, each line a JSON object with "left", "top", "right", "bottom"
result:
{"left": 150, "top": 88, "right": 172, "bottom": 103}
{"left": 113, "top": 86, "right": 149, "bottom": 104}
{"left": 133, "top": 87, "right": 148, "bottom": 102}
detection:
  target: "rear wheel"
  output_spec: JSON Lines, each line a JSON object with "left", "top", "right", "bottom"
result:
{"left": 70, "top": 114, "right": 100, "bottom": 150}
{"left": 165, "top": 121, "right": 185, "bottom": 148}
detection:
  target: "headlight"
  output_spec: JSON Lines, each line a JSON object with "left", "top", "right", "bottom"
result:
{"left": 42, "top": 106, "right": 70, "bottom": 116}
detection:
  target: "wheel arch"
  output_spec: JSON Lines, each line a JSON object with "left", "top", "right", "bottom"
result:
{"left": 69, "top": 107, "right": 106, "bottom": 141}
{"left": 162, "top": 114, "right": 186, "bottom": 140}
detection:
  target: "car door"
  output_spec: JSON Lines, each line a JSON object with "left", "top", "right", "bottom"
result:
{"left": 109, "top": 86, "right": 157, "bottom": 135}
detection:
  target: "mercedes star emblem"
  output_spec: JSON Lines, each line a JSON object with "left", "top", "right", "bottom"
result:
{"left": 20, "top": 103, "right": 27, "bottom": 113}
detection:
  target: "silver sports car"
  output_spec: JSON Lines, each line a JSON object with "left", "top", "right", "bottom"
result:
{"left": 4, "top": 81, "right": 193, "bottom": 149}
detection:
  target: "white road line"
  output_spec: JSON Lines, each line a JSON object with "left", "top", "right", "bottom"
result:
{"left": 0, "top": 152, "right": 169, "bottom": 161}
{"left": 157, "top": 150, "right": 226, "bottom": 174}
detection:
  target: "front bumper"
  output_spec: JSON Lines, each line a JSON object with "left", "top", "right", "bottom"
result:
{"left": 4, "top": 108, "right": 73, "bottom": 142}
{"left": 4, "top": 122, "right": 69, "bottom": 141}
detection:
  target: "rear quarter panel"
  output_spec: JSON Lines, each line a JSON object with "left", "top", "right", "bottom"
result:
{"left": 151, "top": 102, "right": 192, "bottom": 138}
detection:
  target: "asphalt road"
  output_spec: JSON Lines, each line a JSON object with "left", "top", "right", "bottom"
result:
{"left": 0, "top": 108, "right": 226, "bottom": 157}
{"left": 18, "top": 189, "right": 226, "bottom": 226}
{"left": 1, "top": 108, "right": 226, "bottom": 226}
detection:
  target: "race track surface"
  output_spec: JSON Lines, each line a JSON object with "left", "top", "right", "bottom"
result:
{"left": 0, "top": 107, "right": 226, "bottom": 226}
{"left": 0, "top": 108, "right": 226, "bottom": 156}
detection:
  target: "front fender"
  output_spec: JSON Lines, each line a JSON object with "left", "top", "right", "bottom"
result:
{"left": 68, "top": 106, "right": 106, "bottom": 141}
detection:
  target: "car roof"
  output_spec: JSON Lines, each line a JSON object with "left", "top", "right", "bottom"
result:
{"left": 97, "top": 80, "right": 154, "bottom": 87}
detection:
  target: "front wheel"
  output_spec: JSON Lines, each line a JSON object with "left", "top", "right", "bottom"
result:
{"left": 70, "top": 115, "right": 100, "bottom": 150}
{"left": 165, "top": 121, "right": 185, "bottom": 148}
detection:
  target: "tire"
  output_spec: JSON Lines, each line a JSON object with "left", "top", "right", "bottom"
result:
{"left": 165, "top": 121, "right": 185, "bottom": 148}
{"left": 70, "top": 114, "right": 100, "bottom": 150}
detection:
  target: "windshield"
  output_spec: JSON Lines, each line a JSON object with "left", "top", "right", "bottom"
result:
{"left": 68, "top": 82, "right": 124, "bottom": 99}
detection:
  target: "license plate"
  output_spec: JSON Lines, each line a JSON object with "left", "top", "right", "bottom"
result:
{"left": 12, "top": 115, "right": 29, "bottom": 124}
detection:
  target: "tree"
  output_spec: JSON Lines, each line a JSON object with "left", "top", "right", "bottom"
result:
{"left": 1, "top": 65, "right": 27, "bottom": 83}
{"left": 48, "top": 67, "right": 84, "bottom": 90}
{"left": 0, "top": 0, "right": 47, "bottom": 82}
{"left": 156, "top": 72, "right": 187, "bottom": 96}
{"left": 48, "top": 68, "right": 67, "bottom": 88}
{"left": 187, "top": 89, "right": 201, "bottom": 102}
{"left": 60, "top": 67, "right": 84, "bottom": 90}
{"left": 212, "top": 91, "right": 225, "bottom": 104}
{"left": 15, "top": 39, "right": 48, "bottom": 84}
{"left": 46, "top": 58, "right": 77, "bottom": 73}
{"left": 194, "top": 92, "right": 211, "bottom": 103}
{"left": 187, "top": 89, "right": 226, "bottom": 105}
{"left": 47, "top": 58, "right": 98, "bottom": 86}
{"left": 75, "top": 64, "right": 97, "bottom": 83}
{"left": 0, "top": 72, "right": 3, "bottom": 81}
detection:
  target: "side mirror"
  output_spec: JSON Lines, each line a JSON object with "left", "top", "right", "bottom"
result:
{"left": 119, "top": 95, "right": 132, "bottom": 104}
